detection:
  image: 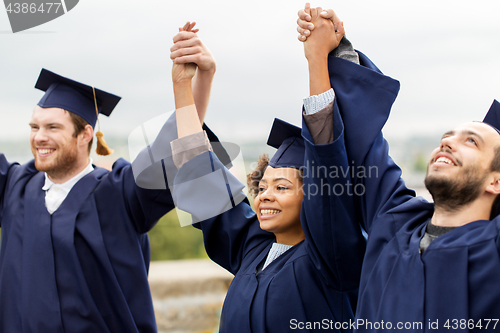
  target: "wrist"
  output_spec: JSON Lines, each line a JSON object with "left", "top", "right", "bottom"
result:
{"left": 306, "top": 52, "right": 329, "bottom": 63}
{"left": 173, "top": 78, "right": 193, "bottom": 88}
{"left": 197, "top": 65, "right": 216, "bottom": 77}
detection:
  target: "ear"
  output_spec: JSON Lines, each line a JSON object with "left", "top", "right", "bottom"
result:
{"left": 485, "top": 172, "right": 500, "bottom": 195}
{"left": 78, "top": 124, "right": 94, "bottom": 147}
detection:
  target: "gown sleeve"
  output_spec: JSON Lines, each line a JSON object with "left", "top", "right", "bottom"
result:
{"left": 0, "top": 154, "right": 20, "bottom": 228}
{"left": 327, "top": 51, "right": 416, "bottom": 234}
{"left": 172, "top": 151, "right": 273, "bottom": 274}
{"left": 124, "top": 109, "right": 232, "bottom": 234}
{"left": 300, "top": 100, "right": 366, "bottom": 290}
{"left": 104, "top": 159, "right": 175, "bottom": 234}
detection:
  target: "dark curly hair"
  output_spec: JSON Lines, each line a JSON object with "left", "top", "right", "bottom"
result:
{"left": 247, "top": 154, "right": 270, "bottom": 197}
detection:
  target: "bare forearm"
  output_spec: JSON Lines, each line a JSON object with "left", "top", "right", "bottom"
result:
{"left": 307, "top": 55, "right": 331, "bottom": 96}
{"left": 174, "top": 80, "right": 203, "bottom": 138}
{"left": 192, "top": 68, "right": 215, "bottom": 124}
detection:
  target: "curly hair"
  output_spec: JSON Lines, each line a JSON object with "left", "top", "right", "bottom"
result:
{"left": 247, "top": 154, "right": 270, "bottom": 197}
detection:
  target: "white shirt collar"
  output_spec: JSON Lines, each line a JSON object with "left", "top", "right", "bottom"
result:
{"left": 42, "top": 158, "right": 94, "bottom": 192}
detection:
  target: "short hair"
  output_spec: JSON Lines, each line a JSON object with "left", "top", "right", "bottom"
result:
{"left": 489, "top": 145, "right": 500, "bottom": 219}
{"left": 491, "top": 145, "right": 500, "bottom": 172}
{"left": 68, "top": 111, "right": 93, "bottom": 154}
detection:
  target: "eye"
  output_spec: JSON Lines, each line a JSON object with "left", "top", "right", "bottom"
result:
{"left": 467, "top": 137, "right": 477, "bottom": 146}
{"left": 257, "top": 186, "right": 266, "bottom": 193}
{"left": 277, "top": 185, "right": 288, "bottom": 191}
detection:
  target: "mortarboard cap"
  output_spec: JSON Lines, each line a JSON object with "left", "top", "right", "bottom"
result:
{"left": 267, "top": 118, "right": 305, "bottom": 169}
{"left": 482, "top": 100, "right": 500, "bottom": 135}
{"left": 482, "top": 99, "right": 500, "bottom": 218}
{"left": 35, "top": 68, "right": 121, "bottom": 129}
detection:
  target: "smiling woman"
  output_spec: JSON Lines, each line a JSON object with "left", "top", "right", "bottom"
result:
{"left": 250, "top": 155, "right": 304, "bottom": 245}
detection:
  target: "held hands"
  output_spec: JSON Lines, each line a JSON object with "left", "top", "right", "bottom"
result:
{"left": 298, "top": 3, "right": 345, "bottom": 59}
{"left": 170, "top": 22, "right": 216, "bottom": 84}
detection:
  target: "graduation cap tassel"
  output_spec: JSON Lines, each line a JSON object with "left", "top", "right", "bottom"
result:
{"left": 92, "top": 86, "right": 114, "bottom": 156}
{"left": 95, "top": 130, "right": 113, "bottom": 156}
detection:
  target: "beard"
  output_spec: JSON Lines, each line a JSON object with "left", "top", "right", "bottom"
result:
{"left": 424, "top": 164, "right": 487, "bottom": 212}
{"left": 33, "top": 138, "right": 79, "bottom": 180}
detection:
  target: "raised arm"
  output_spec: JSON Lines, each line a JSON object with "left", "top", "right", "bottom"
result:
{"left": 168, "top": 26, "right": 273, "bottom": 273}
{"left": 123, "top": 25, "right": 224, "bottom": 233}
{"left": 297, "top": 4, "right": 415, "bottom": 234}
{"left": 303, "top": 6, "right": 341, "bottom": 97}
{"left": 298, "top": 8, "right": 365, "bottom": 290}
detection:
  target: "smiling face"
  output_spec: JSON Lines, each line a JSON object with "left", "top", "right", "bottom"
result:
{"left": 254, "top": 166, "right": 304, "bottom": 245}
{"left": 29, "top": 106, "right": 92, "bottom": 183}
{"left": 425, "top": 122, "right": 500, "bottom": 211}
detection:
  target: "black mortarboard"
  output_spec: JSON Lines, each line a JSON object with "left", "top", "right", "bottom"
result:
{"left": 35, "top": 68, "right": 121, "bottom": 128}
{"left": 482, "top": 100, "right": 500, "bottom": 135}
{"left": 481, "top": 99, "right": 500, "bottom": 218}
{"left": 267, "top": 118, "right": 305, "bottom": 169}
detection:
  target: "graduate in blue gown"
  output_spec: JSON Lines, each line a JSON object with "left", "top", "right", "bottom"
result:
{"left": 168, "top": 12, "right": 368, "bottom": 333}
{"left": 0, "top": 26, "right": 221, "bottom": 332}
{"left": 298, "top": 5, "right": 500, "bottom": 332}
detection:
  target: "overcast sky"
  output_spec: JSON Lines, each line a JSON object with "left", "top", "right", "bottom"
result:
{"left": 1, "top": 0, "right": 499, "bottom": 157}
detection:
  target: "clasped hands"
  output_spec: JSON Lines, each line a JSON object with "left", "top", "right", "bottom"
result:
{"left": 298, "top": 3, "right": 345, "bottom": 60}
{"left": 170, "top": 3, "right": 345, "bottom": 82}
{"left": 170, "top": 22, "right": 216, "bottom": 84}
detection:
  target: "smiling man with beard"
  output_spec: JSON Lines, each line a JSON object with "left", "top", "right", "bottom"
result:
{"left": 0, "top": 68, "right": 175, "bottom": 333}
{"left": 297, "top": 4, "right": 500, "bottom": 332}
{"left": 419, "top": 121, "right": 500, "bottom": 254}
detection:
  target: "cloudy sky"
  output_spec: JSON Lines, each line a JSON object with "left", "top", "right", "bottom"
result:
{"left": 1, "top": 0, "right": 499, "bottom": 161}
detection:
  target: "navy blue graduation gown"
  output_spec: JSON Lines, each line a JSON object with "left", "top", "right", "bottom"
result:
{"left": 0, "top": 155, "right": 174, "bottom": 333}
{"left": 328, "top": 52, "right": 500, "bottom": 332}
{"left": 171, "top": 104, "right": 367, "bottom": 332}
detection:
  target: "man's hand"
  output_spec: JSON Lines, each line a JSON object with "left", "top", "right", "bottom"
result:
{"left": 170, "top": 22, "right": 215, "bottom": 123}
{"left": 170, "top": 22, "right": 216, "bottom": 74}
{"left": 303, "top": 7, "right": 344, "bottom": 60}
{"left": 297, "top": 3, "right": 343, "bottom": 44}
{"left": 171, "top": 62, "right": 196, "bottom": 85}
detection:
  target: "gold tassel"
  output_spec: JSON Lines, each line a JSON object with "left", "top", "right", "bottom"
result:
{"left": 92, "top": 86, "right": 113, "bottom": 156}
{"left": 95, "top": 130, "right": 114, "bottom": 156}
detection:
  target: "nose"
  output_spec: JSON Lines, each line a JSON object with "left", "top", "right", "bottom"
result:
{"left": 33, "top": 128, "right": 49, "bottom": 144}
{"left": 258, "top": 188, "right": 275, "bottom": 202}
{"left": 440, "top": 135, "right": 456, "bottom": 152}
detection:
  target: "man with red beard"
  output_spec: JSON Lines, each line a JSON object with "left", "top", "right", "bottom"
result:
{"left": 0, "top": 69, "right": 172, "bottom": 333}
{"left": 0, "top": 26, "right": 221, "bottom": 333}
{"left": 297, "top": 4, "right": 500, "bottom": 332}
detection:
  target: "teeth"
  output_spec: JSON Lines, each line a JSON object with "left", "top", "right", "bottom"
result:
{"left": 435, "top": 156, "right": 454, "bottom": 165}
{"left": 38, "top": 149, "right": 54, "bottom": 155}
{"left": 260, "top": 209, "right": 281, "bottom": 215}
